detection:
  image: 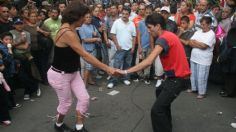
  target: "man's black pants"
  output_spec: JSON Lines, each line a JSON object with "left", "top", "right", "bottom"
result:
{"left": 151, "top": 77, "right": 187, "bottom": 132}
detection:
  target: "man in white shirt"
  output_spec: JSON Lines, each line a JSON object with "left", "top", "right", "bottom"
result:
{"left": 107, "top": 7, "right": 136, "bottom": 89}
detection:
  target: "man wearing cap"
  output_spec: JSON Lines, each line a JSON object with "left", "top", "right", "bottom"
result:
{"left": 160, "top": 6, "right": 178, "bottom": 33}
{"left": 0, "top": 4, "right": 13, "bottom": 34}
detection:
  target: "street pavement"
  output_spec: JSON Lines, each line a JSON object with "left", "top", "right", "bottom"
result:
{"left": 1, "top": 78, "right": 236, "bottom": 132}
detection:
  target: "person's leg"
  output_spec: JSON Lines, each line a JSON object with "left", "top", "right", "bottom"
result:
{"left": 151, "top": 78, "right": 184, "bottom": 132}
{"left": 197, "top": 64, "right": 210, "bottom": 97}
{"left": 224, "top": 74, "right": 236, "bottom": 97}
{"left": 190, "top": 61, "right": 198, "bottom": 92}
{"left": 71, "top": 72, "right": 90, "bottom": 130}
{"left": 0, "top": 85, "right": 11, "bottom": 124}
{"left": 47, "top": 69, "right": 73, "bottom": 124}
{"left": 83, "top": 70, "right": 89, "bottom": 88}
{"left": 122, "top": 50, "right": 132, "bottom": 81}
{"left": 108, "top": 50, "right": 125, "bottom": 84}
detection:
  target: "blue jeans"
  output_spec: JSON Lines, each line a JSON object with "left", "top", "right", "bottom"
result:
{"left": 109, "top": 49, "right": 132, "bottom": 84}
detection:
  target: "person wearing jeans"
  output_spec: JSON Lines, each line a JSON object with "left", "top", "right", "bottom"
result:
{"left": 107, "top": 7, "right": 136, "bottom": 89}
{"left": 116, "top": 13, "right": 191, "bottom": 132}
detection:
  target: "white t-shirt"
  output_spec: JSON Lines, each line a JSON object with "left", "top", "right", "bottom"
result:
{"left": 110, "top": 18, "right": 136, "bottom": 50}
{"left": 190, "top": 29, "right": 216, "bottom": 66}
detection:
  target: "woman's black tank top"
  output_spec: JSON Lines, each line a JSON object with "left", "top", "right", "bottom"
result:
{"left": 52, "top": 46, "right": 80, "bottom": 73}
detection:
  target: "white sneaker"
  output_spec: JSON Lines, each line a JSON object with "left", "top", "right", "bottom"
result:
{"left": 144, "top": 80, "right": 151, "bottom": 85}
{"left": 155, "top": 80, "right": 162, "bottom": 88}
{"left": 133, "top": 78, "right": 139, "bottom": 82}
{"left": 123, "top": 80, "right": 131, "bottom": 85}
{"left": 36, "top": 87, "right": 41, "bottom": 97}
{"left": 231, "top": 123, "right": 236, "bottom": 128}
{"left": 107, "top": 83, "right": 114, "bottom": 89}
{"left": 96, "top": 74, "right": 102, "bottom": 79}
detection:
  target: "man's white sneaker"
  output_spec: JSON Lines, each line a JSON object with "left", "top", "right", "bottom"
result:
{"left": 123, "top": 80, "right": 131, "bottom": 85}
{"left": 231, "top": 123, "right": 236, "bottom": 128}
{"left": 144, "top": 80, "right": 151, "bottom": 85}
{"left": 155, "top": 80, "right": 162, "bottom": 88}
{"left": 36, "top": 87, "right": 41, "bottom": 97}
{"left": 107, "top": 83, "right": 114, "bottom": 89}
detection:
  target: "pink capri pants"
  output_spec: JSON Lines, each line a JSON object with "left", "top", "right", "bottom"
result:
{"left": 47, "top": 68, "right": 90, "bottom": 115}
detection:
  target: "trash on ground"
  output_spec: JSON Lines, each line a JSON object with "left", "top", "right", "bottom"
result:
{"left": 107, "top": 90, "right": 120, "bottom": 96}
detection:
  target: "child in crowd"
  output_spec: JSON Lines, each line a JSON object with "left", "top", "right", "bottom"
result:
{"left": 9, "top": 17, "right": 33, "bottom": 61}
{"left": 0, "top": 53, "right": 12, "bottom": 126}
{"left": 177, "top": 16, "right": 195, "bottom": 91}
{"left": 0, "top": 32, "right": 21, "bottom": 109}
{"left": 178, "top": 16, "right": 195, "bottom": 61}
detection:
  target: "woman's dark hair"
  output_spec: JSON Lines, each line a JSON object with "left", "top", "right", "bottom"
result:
{"left": 145, "top": 13, "right": 166, "bottom": 29}
{"left": 0, "top": 32, "right": 13, "bottom": 40}
{"left": 61, "top": 1, "right": 90, "bottom": 24}
{"left": 200, "top": 16, "right": 212, "bottom": 25}
{"left": 181, "top": 16, "right": 190, "bottom": 23}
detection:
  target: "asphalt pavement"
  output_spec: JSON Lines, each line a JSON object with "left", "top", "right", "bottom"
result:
{"left": 1, "top": 78, "right": 236, "bottom": 132}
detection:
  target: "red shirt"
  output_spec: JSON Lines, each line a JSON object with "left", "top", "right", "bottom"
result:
{"left": 156, "top": 31, "right": 191, "bottom": 78}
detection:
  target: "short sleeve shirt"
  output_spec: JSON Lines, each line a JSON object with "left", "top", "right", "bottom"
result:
{"left": 110, "top": 18, "right": 136, "bottom": 50}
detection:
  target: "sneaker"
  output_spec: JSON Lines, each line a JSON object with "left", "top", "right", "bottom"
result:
{"left": 2, "top": 120, "right": 11, "bottom": 126}
{"left": 155, "top": 80, "right": 162, "bottom": 88}
{"left": 123, "top": 80, "right": 131, "bottom": 86}
{"left": 98, "top": 70, "right": 105, "bottom": 75}
{"left": 54, "top": 123, "right": 71, "bottom": 132}
{"left": 231, "top": 123, "right": 236, "bottom": 128}
{"left": 12, "top": 103, "right": 22, "bottom": 109}
{"left": 95, "top": 74, "right": 102, "bottom": 79}
{"left": 107, "top": 83, "right": 114, "bottom": 89}
{"left": 36, "top": 86, "right": 41, "bottom": 97}
{"left": 71, "top": 127, "right": 88, "bottom": 132}
{"left": 144, "top": 80, "right": 151, "bottom": 85}
{"left": 106, "top": 76, "right": 111, "bottom": 80}
{"left": 133, "top": 78, "right": 139, "bottom": 82}
{"left": 24, "top": 94, "right": 30, "bottom": 100}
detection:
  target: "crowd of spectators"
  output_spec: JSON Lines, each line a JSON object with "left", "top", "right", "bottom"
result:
{"left": 0, "top": 0, "right": 235, "bottom": 129}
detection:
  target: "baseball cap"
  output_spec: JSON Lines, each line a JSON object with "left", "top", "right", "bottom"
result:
{"left": 13, "top": 17, "right": 23, "bottom": 25}
{"left": 160, "top": 6, "right": 170, "bottom": 13}
{"left": 42, "top": 1, "right": 51, "bottom": 6}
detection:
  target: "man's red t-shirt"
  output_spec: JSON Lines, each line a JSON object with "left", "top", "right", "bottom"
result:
{"left": 155, "top": 31, "right": 191, "bottom": 78}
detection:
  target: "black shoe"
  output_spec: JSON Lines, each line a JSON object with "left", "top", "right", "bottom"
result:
{"left": 71, "top": 127, "right": 88, "bottom": 132}
{"left": 54, "top": 123, "right": 72, "bottom": 132}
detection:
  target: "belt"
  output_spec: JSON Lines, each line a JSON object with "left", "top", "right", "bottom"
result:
{"left": 51, "top": 66, "right": 67, "bottom": 74}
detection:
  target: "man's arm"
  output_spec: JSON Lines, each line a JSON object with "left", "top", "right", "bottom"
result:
{"left": 112, "top": 34, "right": 121, "bottom": 50}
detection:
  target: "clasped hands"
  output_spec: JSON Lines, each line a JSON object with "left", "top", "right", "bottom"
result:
{"left": 106, "top": 67, "right": 129, "bottom": 76}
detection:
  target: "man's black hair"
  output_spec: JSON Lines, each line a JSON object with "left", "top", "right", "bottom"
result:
{"left": 145, "top": 13, "right": 166, "bottom": 29}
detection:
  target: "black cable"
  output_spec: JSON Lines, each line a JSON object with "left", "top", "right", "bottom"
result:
{"left": 130, "top": 82, "right": 146, "bottom": 132}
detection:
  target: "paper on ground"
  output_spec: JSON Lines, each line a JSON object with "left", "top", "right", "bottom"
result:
{"left": 107, "top": 90, "right": 120, "bottom": 96}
